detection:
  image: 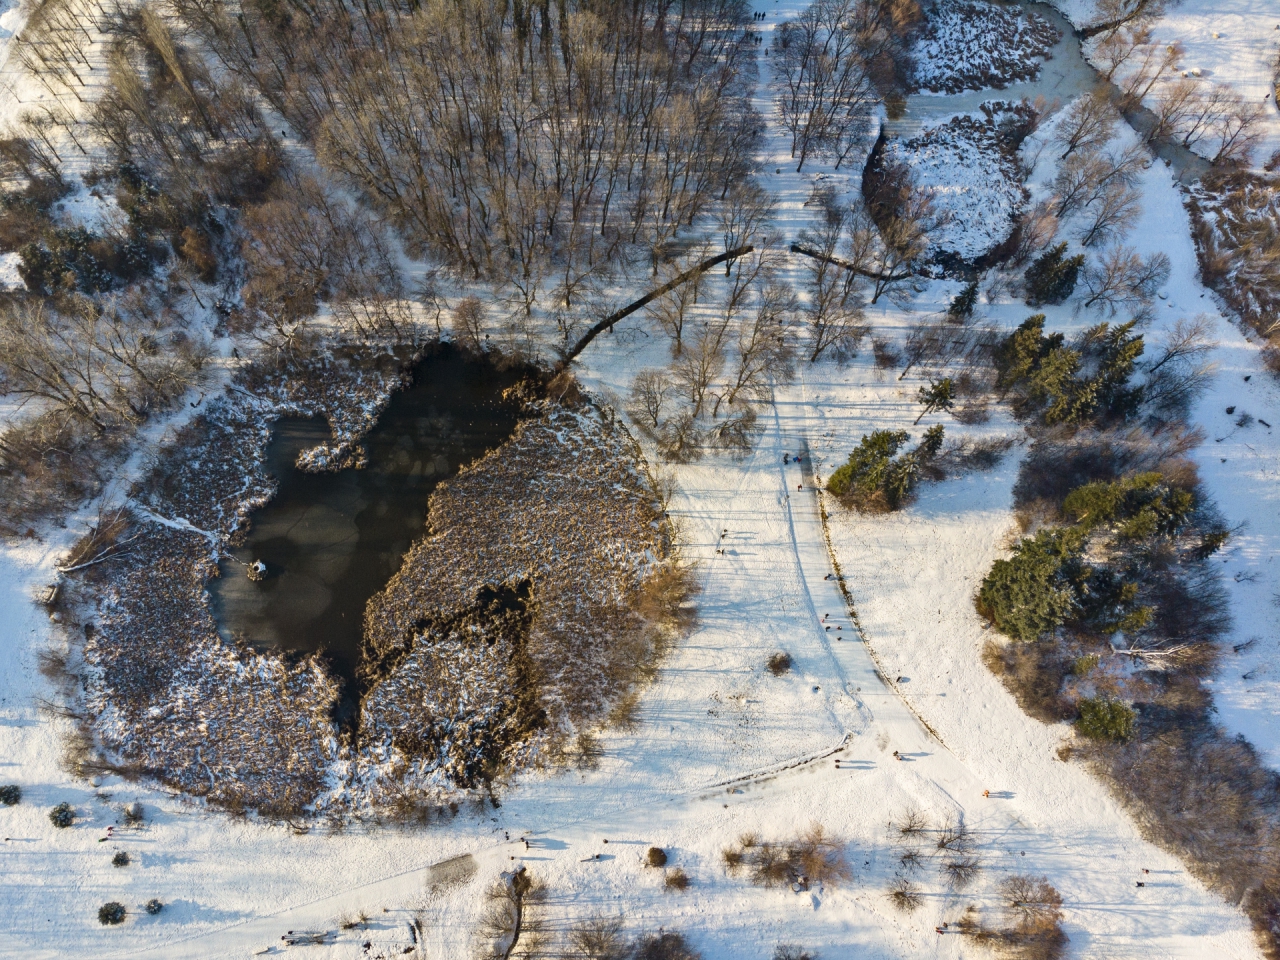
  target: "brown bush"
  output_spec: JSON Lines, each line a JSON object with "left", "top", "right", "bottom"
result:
{"left": 722, "top": 824, "right": 851, "bottom": 889}
{"left": 664, "top": 867, "right": 690, "bottom": 891}
{"left": 634, "top": 932, "right": 701, "bottom": 960}
{"left": 982, "top": 639, "right": 1074, "bottom": 723}
{"left": 178, "top": 226, "right": 217, "bottom": 283}
{"left": 767, "top": 652, "right": 793, "bottom": 676}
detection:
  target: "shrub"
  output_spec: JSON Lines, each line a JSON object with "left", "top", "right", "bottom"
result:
{"left": 635, "top": 932, "right": 701, "bottom": 960}
{"left": 1071, "top": 654, "right": 1099, "bottom": 676}
{"left": 123, "top": 802, "right": 145, "bottom": 825}
{"left": 48, "top": 802, "right": 74, "bottom": 828}
{"left": 1076, "top": 696, "right": 1135, "bottom": 742}
{"left": 774, "top": 946, "right": 819, "bottom": 960}
{"left": 1025, "top": 242, "right": 1084, "bottom": 306}
{"left": 112, "top": 851, "right": 131, "bottom": 867}
{"left": 647, "top": 846, "right": 668, "bottom": 867}
{"left": 0, "top": 784, "right": 20, "bottom": 805}
{"left": 888, "top": 876, "right": 922, "bottom": 912}
{"left": 977, "top": 529, "right": 1084, "bottom": 642}
{"left": 982, "top": 639, "right": 1074, "bottom": 723}
{"left": 767, "top": 652, "right": 792, "bottom": 676}
{"left": 98, "top": 902, "right": 127, "bottom": 925}
{"left": 721, "top": 824, "right": 851, "bottom": 889}
{"left": 664, "top": 867, "right": 691, "bottom": 891}
{"left": 145, "top": 899, "right": 163, "bottom": 915}
{"left": 568, "top": 915, "right": 626, "bottom": 960}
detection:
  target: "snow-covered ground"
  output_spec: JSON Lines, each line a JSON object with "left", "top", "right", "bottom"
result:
{"left": 1052, "top": 0, "right": 1280, "bottom": 167}
{"left": 0, "top": 0, "right": 23, "bottom": 69}
{"left": 885, "top": 114, "right": 1026, "bottom": 262}
{"left": 3, "top": 1, "right": 1280, "bottom": 958}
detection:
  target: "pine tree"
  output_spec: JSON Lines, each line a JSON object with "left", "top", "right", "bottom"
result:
{"left": 946, "top": 281, "right": 979, "bottom": 322}
{"left": 978, "top": 528, "right": 1084, "bottom": 642}
{"left": 1025, "top": 242, "right": 1085, "bottom": 306}
{"left": 914, "top": 378, "right": 955, "bottom": 424}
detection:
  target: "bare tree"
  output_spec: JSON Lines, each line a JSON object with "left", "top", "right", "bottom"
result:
{"left": 0, "top": 294, "right": 205, "bottom": 433}
{"left": 719, "top": 184, "right": 775, "bottom": 274}
{"left": 627, "top": 369, "right": 675, "bottom": 436}
{"left": 1146, "top": 77, "right": 1201, "bottom": 144}
{"left": 645, "top": 242, "right": 714, "bottom": 356}
{"left": 1053, "top": 90, "right": 1118, "bottom": 159}
{"left": 1116, "top": 38, "right": 1182, "bottom": 110}
{"left": 1080, "top": 245, "right": 1170, "bottom": 318}
{"left": 850, "top": 171, "right": 938, "bottom": 304}
{"left": 718, "top": 281, "right": 797, "bottom": 411}
{"left": 1078, "top": 179, "right": 1141, "bottom": 247}
{"left": 1094, "top": 23, "right": 1154, "bottom": 81}
{"left": 1053, "top": 143, "right": 1145, "bottom": 219}
{"left": 773, "top": 0, "right": 878, "bottom": 172}
{"left": 1087, "top": 0, "right": 1167, "bottom": 42}
{"left": 799, "top": 215, "right": 866, "bottom": 361}
{"left": 1142, "top": 315, "right": 1217, "bottom": 416}
{"left": 673, "top": 317, "right": 731, "bottom": 420}
{"left": 567, "top": 915, "right": 628, "bottom": 960}
{"left": 1009, "top": 200, "right": 1060, "bottom": 267}
{"left": 451, "top": 297, "right": 487, "bottom": 351}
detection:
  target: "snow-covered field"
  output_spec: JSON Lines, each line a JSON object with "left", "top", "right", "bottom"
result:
{"left": 3, "top": 0, "right": 1280, "bottom": 958}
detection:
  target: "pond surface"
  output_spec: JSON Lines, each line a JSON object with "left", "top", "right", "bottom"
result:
{"left": 209, "top": 345, "right": 532, "bottom": 724}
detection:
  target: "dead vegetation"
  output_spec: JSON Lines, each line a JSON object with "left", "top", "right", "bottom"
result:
{"left": 359, "top": 399, "right": 685, "bottom": 801}
{"left": 960, "top": 876, "right": 1068, "bottom": 960}
{"left": 1187, "top": 171, "right": 1280, "bottom": 375}
{"left": 910, "top": 0, "right": 1060, "bottom": 95}
{"left": 721, "top": 825, "right": 851, "bottom": 889}
{"left": 477, "top": 867, "right": 547, "bottom": 959}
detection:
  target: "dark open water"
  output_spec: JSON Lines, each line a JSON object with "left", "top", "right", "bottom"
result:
{"left": 209, "top": 345, "right": 532, "bottom": 724}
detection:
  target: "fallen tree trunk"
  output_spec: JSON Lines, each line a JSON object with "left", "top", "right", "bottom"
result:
{"left": 788, "top": 242, "right": 911, "bottom": 285}
{"left": 557, "top": 245, "right": 753, "bottom": 370}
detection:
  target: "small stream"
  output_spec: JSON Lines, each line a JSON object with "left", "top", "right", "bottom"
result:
{"left": 209, "top": 345, "right": 534, "bottom": 724}
{"left": 886, "top": 0, "right": 1210, "bottom": 184}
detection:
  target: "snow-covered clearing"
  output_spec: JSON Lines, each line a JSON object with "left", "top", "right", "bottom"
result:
{"left": 2, "top": 0, "right": 1280, "bottom": 958}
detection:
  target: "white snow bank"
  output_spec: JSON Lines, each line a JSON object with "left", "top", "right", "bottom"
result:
{"left": 0, "top": 250, "right": 23, "bottom": 290}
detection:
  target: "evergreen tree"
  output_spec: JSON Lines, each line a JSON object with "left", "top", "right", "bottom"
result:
{"left": 1076, "top": 697, "right": 1135, "bottom": 742}
{"left": 946, "top": 281, "right": 979, "bottom": 322}
{"left": 978, "top": 528, "right": 1085, "bottom": 642}
{"left": 826, "top": 429, "right": 910, "bottom": 500}
{"left": 914, "top": 377, "right": 955, "bottom": 424}
{"left": 1025, "top": 242, "right": 1085, "bottom": 306}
